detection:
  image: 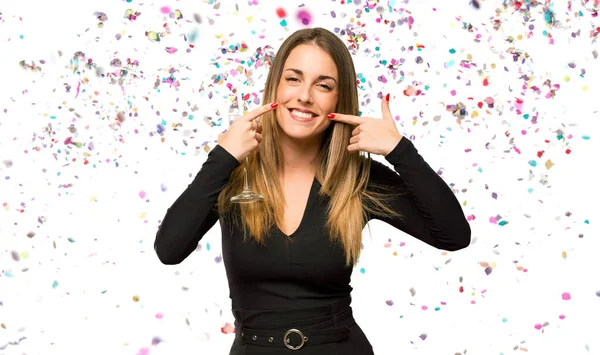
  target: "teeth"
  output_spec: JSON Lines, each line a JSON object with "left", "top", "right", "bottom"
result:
{"left": 291, "top": 110, "right": 316, "bottom": 119}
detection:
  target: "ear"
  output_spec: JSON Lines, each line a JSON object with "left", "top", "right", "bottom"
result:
{"left": 381, "top": 94, "right": 393, "bottom": 122}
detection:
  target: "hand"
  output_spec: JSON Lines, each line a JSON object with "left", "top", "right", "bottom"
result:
{"left": 328, "top": 94, "right": 403, "bottom": 156}
{"left": 218, "top": 102, "right": 278, "bottom": 163}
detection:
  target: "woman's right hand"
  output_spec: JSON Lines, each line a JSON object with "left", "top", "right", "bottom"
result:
{"left": 218, "top": 102, "right": 278, "bottom": 163}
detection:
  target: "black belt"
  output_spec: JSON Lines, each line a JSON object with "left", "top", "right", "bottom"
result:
{"left": 233, "top": 297, "right": 353, "bottom": 351}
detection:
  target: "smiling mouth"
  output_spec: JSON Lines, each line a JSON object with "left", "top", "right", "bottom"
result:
{"left": 288, "top": 109, "right": 318, "bottom": 120}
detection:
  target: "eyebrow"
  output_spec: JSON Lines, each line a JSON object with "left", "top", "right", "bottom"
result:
{"left": 284, "top": 68, "right": 337, "bottom": 85}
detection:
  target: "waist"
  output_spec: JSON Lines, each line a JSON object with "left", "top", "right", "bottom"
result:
{"left": 233, "top": 296, "right": 354, "bottom": 350}
{"left": 233, "top": 296, "right": 352, "bottom": 325}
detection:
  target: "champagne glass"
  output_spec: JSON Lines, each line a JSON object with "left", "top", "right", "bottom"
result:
{"left": 230, "top": 93, "right": 264, "bottom": 203}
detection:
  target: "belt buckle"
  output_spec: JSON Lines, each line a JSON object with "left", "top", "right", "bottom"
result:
{"left": 283, "top": 328, "right": 306, "bottom": 350}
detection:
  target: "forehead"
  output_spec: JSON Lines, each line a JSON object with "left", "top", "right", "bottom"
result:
{"left": 283, "top": 44, "right": 338, "bottom": 79}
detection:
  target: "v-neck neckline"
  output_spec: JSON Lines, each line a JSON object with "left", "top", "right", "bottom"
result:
{"left": 277, "top": 177, "right": 318, "bottom": 238}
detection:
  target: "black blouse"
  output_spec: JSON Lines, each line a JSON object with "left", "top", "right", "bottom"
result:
{"left": 154, "top": 137, "right": 471, "bottom": 310}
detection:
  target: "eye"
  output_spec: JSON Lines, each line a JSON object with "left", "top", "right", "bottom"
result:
{"left": 285, "top": 77, "right": 333, "bottom": 91}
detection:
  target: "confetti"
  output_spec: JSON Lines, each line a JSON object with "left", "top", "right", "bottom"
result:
{"left": 145, "top": 31, "right": 161, "bottom": 41}
{"left": 1, "top": 0, "right": 596, "bottom": 354}
{"left": 296, "top": 9, "right": 312, "bottom": 26}
{"left": 221, "top": 323, "right": 235, "bottom": 334}
{"left": 125, "top": 9, "right": 141, "bottom": 21}
{"left": 276, "top": 7, "right": 287, "bottom": 18}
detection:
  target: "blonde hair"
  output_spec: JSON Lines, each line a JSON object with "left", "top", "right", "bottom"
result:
{"left": 217, "top": 27, "right": 403, "bottom": 267}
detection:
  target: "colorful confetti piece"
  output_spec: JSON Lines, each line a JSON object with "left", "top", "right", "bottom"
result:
{"left": 1, "top": 0, "right": 597, "bottom": 354}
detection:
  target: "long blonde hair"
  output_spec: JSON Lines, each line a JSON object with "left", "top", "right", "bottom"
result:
{"left": 217, "top": 27, "right": 403, "bottom": 267}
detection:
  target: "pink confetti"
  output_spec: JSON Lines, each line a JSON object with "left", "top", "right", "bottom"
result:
{"left": 561, "top": 292, "right": 571, "bottom": 300}
{"left": 296, "top": 9, "right": 312, "bottom": 26}
{"left": 160, "top": 6, "right": 171, "bottom": 14}
{"left": 75, "top": 81, "right": 81, "bottom": 99}
{"left": 221, "top": 322, "right": 235, "bottom": 334}
{"left": 139, "top": 191, "right": 146, "bottom": 198}
{"left": 515, "top": 98, "right": 524, "bottom": 110}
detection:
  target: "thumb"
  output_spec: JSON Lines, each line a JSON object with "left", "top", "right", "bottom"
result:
{"left": 382, "top": 93, "right": 393, "bottom": 122}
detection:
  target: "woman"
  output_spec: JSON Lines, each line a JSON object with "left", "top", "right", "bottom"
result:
{"left": 154, "top": 27, "right": 471, "bottom": 354}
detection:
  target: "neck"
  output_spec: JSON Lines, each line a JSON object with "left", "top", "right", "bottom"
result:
{"left": 278, "top": 135, "right": 321, "bottom": 176}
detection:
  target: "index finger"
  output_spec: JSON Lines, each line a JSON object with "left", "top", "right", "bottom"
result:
{"left": 242, "top": 102, "right": 279, "bottom": 121}
{"left": 329, "top": 113, "right": 363, "bottom": 126}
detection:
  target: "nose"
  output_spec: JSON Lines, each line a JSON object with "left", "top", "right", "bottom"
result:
{"left": 298, "top": 84, "right": 313, "bottom": 105}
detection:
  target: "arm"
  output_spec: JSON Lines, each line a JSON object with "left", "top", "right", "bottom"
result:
{"left": 368, "top": 138, "right": 471, "bottom": 251}
{"left": 154, "top": 144, "right": 240, "bottom": 264}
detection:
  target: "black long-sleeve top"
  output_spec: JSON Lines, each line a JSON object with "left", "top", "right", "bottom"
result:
{"left": 154, "top": 137, "right": 471, "bottom": 310}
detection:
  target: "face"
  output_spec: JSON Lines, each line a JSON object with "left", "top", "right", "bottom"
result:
{"left": 275, "top": 43, "right": 339, "bottom": 142}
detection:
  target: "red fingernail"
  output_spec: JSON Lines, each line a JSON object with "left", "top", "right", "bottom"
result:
{"left": 271, "top": 102, "right": 279, "bottom": 108}
{"left": 327, "top": 113, "right": 335, "bottom": 119}
{"left": 385, "top": 93, "right": 390, "bottom": 102}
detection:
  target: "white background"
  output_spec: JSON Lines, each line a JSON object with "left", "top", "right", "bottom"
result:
{"left": 1, "top": 0, "right": 599, "bottom": 354}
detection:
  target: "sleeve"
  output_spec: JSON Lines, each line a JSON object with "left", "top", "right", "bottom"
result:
{"left": 367, "top": 137, "right": 471, "bottom": 251}
{"left": 154, "top": 144, "right": 240, "bottom": 264}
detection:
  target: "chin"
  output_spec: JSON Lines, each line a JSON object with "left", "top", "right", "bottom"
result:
{"left": 277, "top": 120, "right": 331, "bottom": 141}
{"left": 278, "top": 125, "right": 313, "bottom": 140}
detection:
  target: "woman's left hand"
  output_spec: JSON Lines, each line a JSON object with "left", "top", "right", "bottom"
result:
{"left": 327, "top": 94, "right": 403, "bottom": 156}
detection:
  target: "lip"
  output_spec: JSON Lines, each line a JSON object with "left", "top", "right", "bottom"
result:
{"left": 287, "top": 108, "right": 318, "bottom": 122}
{"left": 288, "top": 107, "right": 317, "bottom": 116}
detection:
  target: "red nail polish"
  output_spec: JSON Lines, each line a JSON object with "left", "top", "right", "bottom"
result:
{"left": 385, "top": 93, "right": 390, "bottom": 102}
{"left": 327, "top": 113, "right": 335, "bottom": 119}
{"left": 271, "top": 102, "right": 279, "bottom": 108}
